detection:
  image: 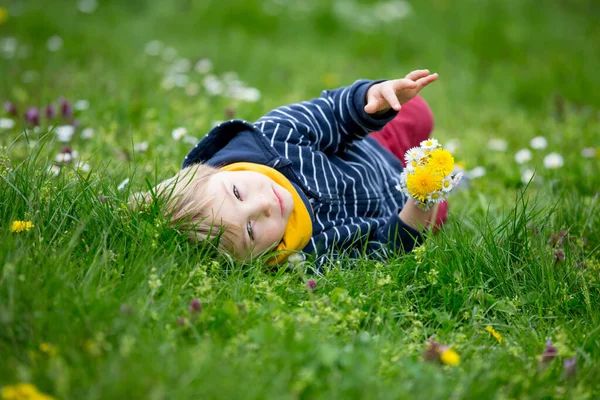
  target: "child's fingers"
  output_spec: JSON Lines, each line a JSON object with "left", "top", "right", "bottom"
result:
{"left": 364, "top": 98, "right": 386, "bottom": 114}
{"left": 381, "top": 84, "right": 402, "bottom": 111}
{"left": 405, "top": 69, "right": 431, "bottom": 81}
{"left": 415, "top": 73, "right": 438, "bottom": 88}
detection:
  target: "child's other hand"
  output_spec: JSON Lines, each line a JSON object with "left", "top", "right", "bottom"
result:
{"left": 364, "top": 69, "right": 438, "bottom": 115}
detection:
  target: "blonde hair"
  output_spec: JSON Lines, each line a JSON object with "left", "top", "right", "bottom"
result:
{"left": 131, "top": 163, "right": 241, "bottom": 253}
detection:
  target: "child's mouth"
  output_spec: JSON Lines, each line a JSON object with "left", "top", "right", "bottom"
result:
{"left": 273, "top": 187, "right": 284, "bottom": 216}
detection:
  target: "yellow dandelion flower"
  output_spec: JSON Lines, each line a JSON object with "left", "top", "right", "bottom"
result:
{"left": 485, "top": 326, "right": 503, "bottom": 343}
{"left": 1, "top": 382, "right": 54, "bottom": 400}
{"left": 0, "top": 8, "right": 8, "bottom": 25}
{"left": 427, "top": 149, "right": 455, "bottom": 176}
{"left": 39, "top": 342, "right": 58, "bottom": 357}
{"left": 10, "top": 221, "right": 34, "bottom": 233}
{"left": 440, "top": 349, "right": 460, "bottom": 366}
{"left": 406, "top": 167, "right": 442, "bottom": 202}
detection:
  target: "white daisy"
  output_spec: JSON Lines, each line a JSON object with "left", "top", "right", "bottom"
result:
{"left": 467, "top": 166, "right": 486, "bottom": 179}
{"left": 81, "top": 127, "right": 94, "bottom": 139}
{"left": 78, "top": 0, "right": 98, "bottom": 13}
{"left": 47, "top": 35, "right": 63, "bottom": 52}
{"left": 581, "top": 148, "right": 597, "bottom": 158}
{"left": 134, "top": 141, "right": 149, "bottom": 152}
{"left": 452, "top": 172, "right": 464, "bottom": 186}
{"left": 55, "top": 125, "right": 75, "bottom": 142}
{"left": 74, "top": 100, "right": 89, "bottom": 111}
{"left": 171, "top": 127, "right": 187, "bottom": 141}
{"left": 530, "top": 136, "right": 548, "bottom": 150}
{"left": 521, "top": 169, "right": 535, "bottom": 184}
{"left": 441, "top": 176, "right": 453, "bottom": 192}
{"left": 404, "top": 146, "right": 424, "bottom": 164}
{"left": 144, "top": 40, "right": 163, "bottom": 56}
{"left": 420, "top": 138, "right": 440, "bottom": 150}
{"left": 0, "top": 118, "right": 15, "bottom": 129}
{"left": 428, "top": 191, "right": 445, "bottom": 203}
{"left": 488, "top": 138, "right": 508, "bottom": 152}
{"left": 55, "top": 152, "right": 72, "bottom": 163}
{"left": 514, "top": 148, "right": 532, "bottom": 164}
{"left": 195, "top": 58, "right": 213, "bottom": 74}
{"left": 117, "top": 178, "right": 130, "bottom": 191}
{"left": 76, "top": 161, "right": 91, "bottom": 173}
{"left": 543, "top": 152, "right": 564, "bottom": 169}
{"left": 405, "top": 160, "right": 419, "bottom": 172}
{"left": 48, "top": 164, "right": 61, "bottom": 177}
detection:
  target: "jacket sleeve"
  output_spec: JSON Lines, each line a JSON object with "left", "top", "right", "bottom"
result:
{"left": 368, "top": 214, "right": 425, "bottom": 256}
{"left": 254, "top": 80, "right": 398, "bottom": 154}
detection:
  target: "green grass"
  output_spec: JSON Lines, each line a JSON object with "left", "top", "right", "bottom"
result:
{"left": 1, "top": 0, "right": 600, "bottom": 398}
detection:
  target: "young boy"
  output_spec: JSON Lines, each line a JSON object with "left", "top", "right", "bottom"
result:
{"left": 138, "top": 69, "right": 445, "bottom": 265}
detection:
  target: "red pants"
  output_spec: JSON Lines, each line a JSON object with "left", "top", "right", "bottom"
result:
{"left": 369, "top": 96, "right": 448, "bottom": 228}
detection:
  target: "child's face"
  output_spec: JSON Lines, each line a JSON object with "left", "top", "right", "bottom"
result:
{"left": 204, "top": 170, "right": 295, "bottom": 259}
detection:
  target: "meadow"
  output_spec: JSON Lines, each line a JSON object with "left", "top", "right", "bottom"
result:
{"left": 1, "top": 0, "right": 599, "bottom": 398}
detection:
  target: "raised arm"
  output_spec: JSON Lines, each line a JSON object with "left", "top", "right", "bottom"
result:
{"left": 255, "top": 70, "right": 438, "bottom": 154}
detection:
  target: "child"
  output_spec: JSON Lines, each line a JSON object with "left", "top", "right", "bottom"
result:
{"left": 136, "top": 69, "right": 445, "bottom": 265}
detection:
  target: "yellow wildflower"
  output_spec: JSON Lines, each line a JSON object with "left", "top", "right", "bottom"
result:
{"left": 0, "top": 8, "right": 8, "bottom": 25}
{"left": 485, "top": 326, "right": 503, "bottom": 343}
{"left": 440, "top": 349, "right": 460, "bottom": 366}
{"left": 427, "top": 148, "right": 455, "bottom": 176}
{"left": 39, "top": 342, "right": 58, "bottom": 357}
{"left": 1, "top": 382, "right": 55, "bottom": 400}
{"left": 10, "top": 221, "right": 34, "bottom": 233}
{"left": 406, "top": 167, "right": 442, "bottom": 202}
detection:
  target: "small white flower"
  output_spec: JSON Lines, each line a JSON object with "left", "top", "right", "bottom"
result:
{"left": 77, "top": 0, "right": 98, "bottom": 13}
{"left": 441, "top": 176, "right": 453, "bottom": 192}
{"left": 543, "top": 152, "right": 564, "bottom": 169}
{"left": 445, "top": 139, "right": 460, "bottom": 154}
{"left": 81, "top": 127, "right": 94, "bottom": 139}
{"left": 420, "top": 138, "right": 440, "bottom": 150}
{"left": 71, "top": 150, "right": 79, "bottom": 159}
{"left": 117, "top": 178, "right": 130, "bottom": 191}
{"left": 487, "top": 138, "right": 508, "bottom": 152}
{"left": 74, "top": 99, "right": 89, "bottom": 110}
{"left": 405, "top": 160, "right": 419, "bottom": 172}
{"left": 172, "top": 127, "right": 188, "bottom": 141}
{"left": 170, "top": 58, "right": 191, "bottom": 74}
{"left": 161, "top": 47, "right": 177, "bottom": 62}
{"left": 47, "top": 35, "right": 63, "bottom": 52}
{"left": 427, "top": 191, "right": 445, "bottom": 203}
{"left": 173, "top": 74, "right": 189, "bottom": 88}
{"left": 48, "top": 164, "right": 61, "bottom": 177}
{"left": 144, "top": 40, "right": 163, "bottom": 56}
{"left": 530, "top": 136, "right": 548, "bottom": 150}
{"left": 404, "top": 146, "right": 424, "bottom": 163}
{"left": 1, "top": 37, "right": 18, "bottom": 57}
{"left": 521, "top": 168, "right": 536, "bottom": 184}
{"left": 134, "top": 141, "right": 149, "bottom": 152}
{"left": 55, "top": 152, "right": 72, "bottom": 163}
{"left": 161, "top": 76, "right": 176, "bottom": 90}
{"left": 452, "top": 172, "right": 464, "bottom": 186}
{"left": 0, "top": 118, "right": 15, "bottom": 129}
{"left": 195, "top": 58, "right": 213, "bottom": 74}
{"left": 183, "top": 135, "right": 199, "bottom": 145}
{"left": 55, "top": 125, "right": 75, "bottom": 142}
{"left": 581, "top": 148, "right": 597, "bottom": 158}
{"left": 204, "top": 75, "right": 224, "bottom": 95}
{"left": 467, "top": 166, "right": 486, "bottom": 179}
{"left": 238, "top": 87, "right": 261, "bottom": 102}
{"left": 514, "top": 148, "right": 532, "bottom": 164}
{"left": 76, "top": 161, "right": 91, "bottom": 172}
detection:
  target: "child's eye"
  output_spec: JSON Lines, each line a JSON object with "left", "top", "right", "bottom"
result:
{"left": 246, "top": 222, "right": 254, "bottom": 241}
{"left": 233, "top": 185, "right": 241, "bottom": 200}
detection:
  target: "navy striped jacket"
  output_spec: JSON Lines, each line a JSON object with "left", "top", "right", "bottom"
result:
{"left": 183, "top": 79, "right": 423, "bottom": 261}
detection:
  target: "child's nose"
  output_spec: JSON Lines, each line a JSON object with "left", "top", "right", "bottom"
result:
{"left": 256, "top": 195, "right": 272, "bottom": 218}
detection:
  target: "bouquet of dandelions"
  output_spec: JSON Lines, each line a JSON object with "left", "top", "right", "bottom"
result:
{"left": 398, "top": 138, "right": 463, "bottom": 211}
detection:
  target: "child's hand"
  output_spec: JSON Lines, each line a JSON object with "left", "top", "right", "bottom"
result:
{"left": 364, "top": 69, "right": 438, "bottom": 115}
